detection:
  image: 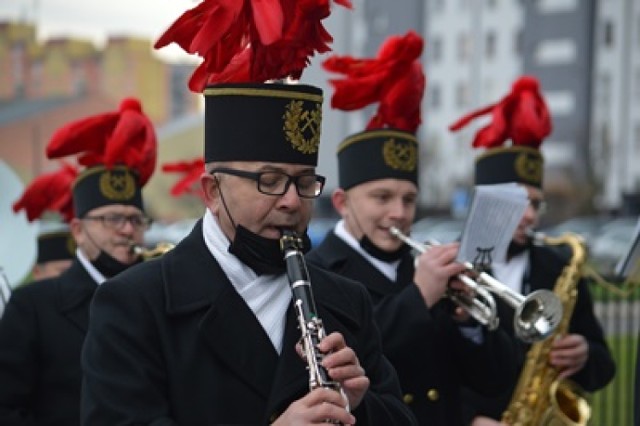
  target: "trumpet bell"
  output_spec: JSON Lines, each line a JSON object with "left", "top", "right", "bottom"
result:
{"left": 514, "top": 289, "right": 564, "bottom": 343}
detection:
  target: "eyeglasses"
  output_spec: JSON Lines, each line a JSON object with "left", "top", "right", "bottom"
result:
{"left": 210, "top": 167, "right": 326, "bottom": 199}
{"left": 83, "top": 213, "right": 152, "bottom": 230}
{"left": 528, "top": 198, "right": 547, "bottom": 214}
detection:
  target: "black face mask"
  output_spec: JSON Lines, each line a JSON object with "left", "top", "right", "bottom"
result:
{"left": 228, "top": 225, "right": 312, "bottom": 275}
{"left": 360, "top": 235, "right": 411, "bottom": 262}
{"left": 91, "top": 250, "right": 140, "bottom": 278}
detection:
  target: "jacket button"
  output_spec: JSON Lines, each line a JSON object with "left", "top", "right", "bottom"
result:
{"left": 403, "top": 393, "right": 414, "bottom": 404}
{"left": 427, "top": 388, "right": 439, "bottom": 401}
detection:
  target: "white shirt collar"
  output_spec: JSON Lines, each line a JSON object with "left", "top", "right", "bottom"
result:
{"left": 201, "top": 210, "right": 291, "bottom": 353}
{"left": 75, "top": 248, "right": 106, "bottom": 285}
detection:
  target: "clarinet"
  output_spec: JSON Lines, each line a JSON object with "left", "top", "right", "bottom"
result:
{"left": 279, "top": 230, "right": 348, "bottom": 422}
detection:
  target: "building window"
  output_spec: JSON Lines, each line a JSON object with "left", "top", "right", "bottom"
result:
{"left": 432, "top": 37, "right": 443, "bottom": 63}
{"left": 457, "top": 33, "right": 471, "bottom": 62}
{"left": 455, "top": 82, "right": 469, "bottom": 108}
{"left": 634, "top": 68, "right": 640, "bottom": 100}
{"left": 599, "top": 73, "right": 611, "bottom": 107}
{"left": 484, "top": 79, "right": 495, "bottom": 101}
{"left": 534, "top": 39, "right": 577, "bottom": 65}
{"left": 603, "top": 20, "right": 614, "bottom": 47}
{"left": 430, "top": 84, "right": 441, "bottom": 109}
{"left": 544, "top": 90, "right": 575, "bottom": 116}
{"left": 514, "top": 29, "right": 523, "bottom": 56}
{"left": 538, "top": 0, "right": 577, "bottom": 13}
{"left": 486, "top": 31, "right": 496, "bottom": 59}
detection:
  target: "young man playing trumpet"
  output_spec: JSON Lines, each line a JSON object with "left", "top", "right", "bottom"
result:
{"left": 307, "top": 32, "right": 518, "bottom": 426}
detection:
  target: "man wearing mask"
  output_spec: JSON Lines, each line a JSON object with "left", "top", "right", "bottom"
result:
{"left": 0, "top": 98, "right": 156, "bottom": 425}
{"left": 449, "top": 76, "right": 615, "bottom": 425}
{"left": 80, "top": 2, "right": 416, "bottom": 425}
{"left": 307, "top": 31, "right": 517, "bottom": 425}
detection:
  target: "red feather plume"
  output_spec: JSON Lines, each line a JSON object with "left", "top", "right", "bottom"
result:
{"left": 448, "top": 75, "right": 552, "bottom": 149}
{"left": 12, "top": 162, "right": 78, "bottom": 223}
{"left": 46, "top": 98, "right": 157, "bottom": 185}
{"left": 162, "top": 158, "right": 206, "bottom": 200}
{"left": 322, "top": 30, "right": 425, "bottom": 133}
{"left": 154, "top": 0, "right": 352, "bottom": 92}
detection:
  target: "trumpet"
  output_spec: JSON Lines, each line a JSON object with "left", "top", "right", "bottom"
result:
{"left": 389, "top": 226, "right": 563, "bottom": 343}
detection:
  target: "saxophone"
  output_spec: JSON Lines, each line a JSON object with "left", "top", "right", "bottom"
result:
{"left": 279, "top": 230, "right": 348, "bottom": 423}
{"left": 502, "top": 232, "right": 591, "bottom": 426}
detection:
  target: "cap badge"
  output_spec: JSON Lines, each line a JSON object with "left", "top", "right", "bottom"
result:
{"left": 383, "top": 139, "right": 417, "bottom": 171}
{"left": 515, "top": 152, "right": 543, "bottom": 184}
{"left": 99, "top": 169, "right": 136, "bottom": 201}
{"left": 283, "top": 100, "right": 321, "bottom": 155}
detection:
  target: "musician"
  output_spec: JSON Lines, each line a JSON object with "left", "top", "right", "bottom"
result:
{"left": 31, "top": 224, "right": 76, "bottom": 281}
{"left": 449, "top": 76, "right": 616, "bottom": 425}
{"left": 635, "top": 336, "right": 640, "bottom": 426}
{"left": 80, "top": 4, "right": 416, "bottom": 425}
{"left": 0, "top": 99, "right": 155, "bottom": 425}
{"left": 0, "top": 268, "right": 10, "bottom": 319}
{"left": 306, "top": 32, "right": 518, "bottom": 426}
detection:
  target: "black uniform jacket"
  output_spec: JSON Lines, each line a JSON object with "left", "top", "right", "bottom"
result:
{"left": 462, "top": 243, "right": 616, "bottom": 420}
{"left": 81, "top": 220, "right": 417, "bottom": 425}
{"left": 306, "top": 231, "right": 518, "bottom": 426}
{"left": 635, "top": 336, "right": 640, "bottom": 426}
{"left": 0, "top": 259, "right": 96, "bottom": 426}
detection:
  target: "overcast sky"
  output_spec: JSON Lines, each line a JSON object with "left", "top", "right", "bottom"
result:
{"left": 0, "top": 0, "right": 199, "bottom": 61}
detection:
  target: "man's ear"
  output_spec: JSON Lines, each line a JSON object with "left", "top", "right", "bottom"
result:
{"left": 331, "top": 188, "right": 348, "bottom": 217}
{"left": 69, "top": 218, "right": 83, "bottom": 241}
{"left": 69, "top": 217, "right": 86, "bottom": 250}
{"left": 201, "top": 173, "right": 220, "bottom": 212}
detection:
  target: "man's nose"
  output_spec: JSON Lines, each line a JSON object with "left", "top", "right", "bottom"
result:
{"left": 278, "top": 182, "right": 302, "bottom": 208}
{"left": 119, "top": 218, "right": 137, "bottom": 234}
{"left": 388, "top": 199, "right": 408, "bottom": 219}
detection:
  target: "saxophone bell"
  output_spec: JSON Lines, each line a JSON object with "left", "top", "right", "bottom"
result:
{"left": 503, "top": 232, "right": 591, "bottom": 425}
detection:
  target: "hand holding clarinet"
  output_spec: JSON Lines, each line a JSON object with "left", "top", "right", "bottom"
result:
{"left": 274, "top": 230, "right": 368, "bottom": 425}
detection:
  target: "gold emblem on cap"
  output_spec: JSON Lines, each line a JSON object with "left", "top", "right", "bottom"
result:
{"left": 99, "top": 169, "right": 136, "bottom": 201}
{"left": 283, "top": 100, "right": 321, "bottom": 155}
{"left": 515, "top": 152, "right": 542, "bottom": 184}
{"left": 382, "top": 138, "right": 417, "bottom": 171}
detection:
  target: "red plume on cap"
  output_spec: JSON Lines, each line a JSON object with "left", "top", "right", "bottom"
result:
{"left": 12, "top": 162, "right": 78, "bottom": 223}
{"left": 162, "top": 158, "right": 205, "bottom": 200}
{"left": 154, "top": 0, "right": 352, "bottom": 92}
{"left": 449, "top": 75, "right": 552, "bottom": 149}
{"left": 322, "top": 30, "right": 425, "bottom": 133}
{"left": 46, "top": 98, "right": 157, "bottom": 185}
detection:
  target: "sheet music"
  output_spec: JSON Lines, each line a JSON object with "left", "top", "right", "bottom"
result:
{"left": 614, "top": 216, "right": 640, "bottom": 279}
{"left": 457, "top": 184, "right": 529, "bottom": 267}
